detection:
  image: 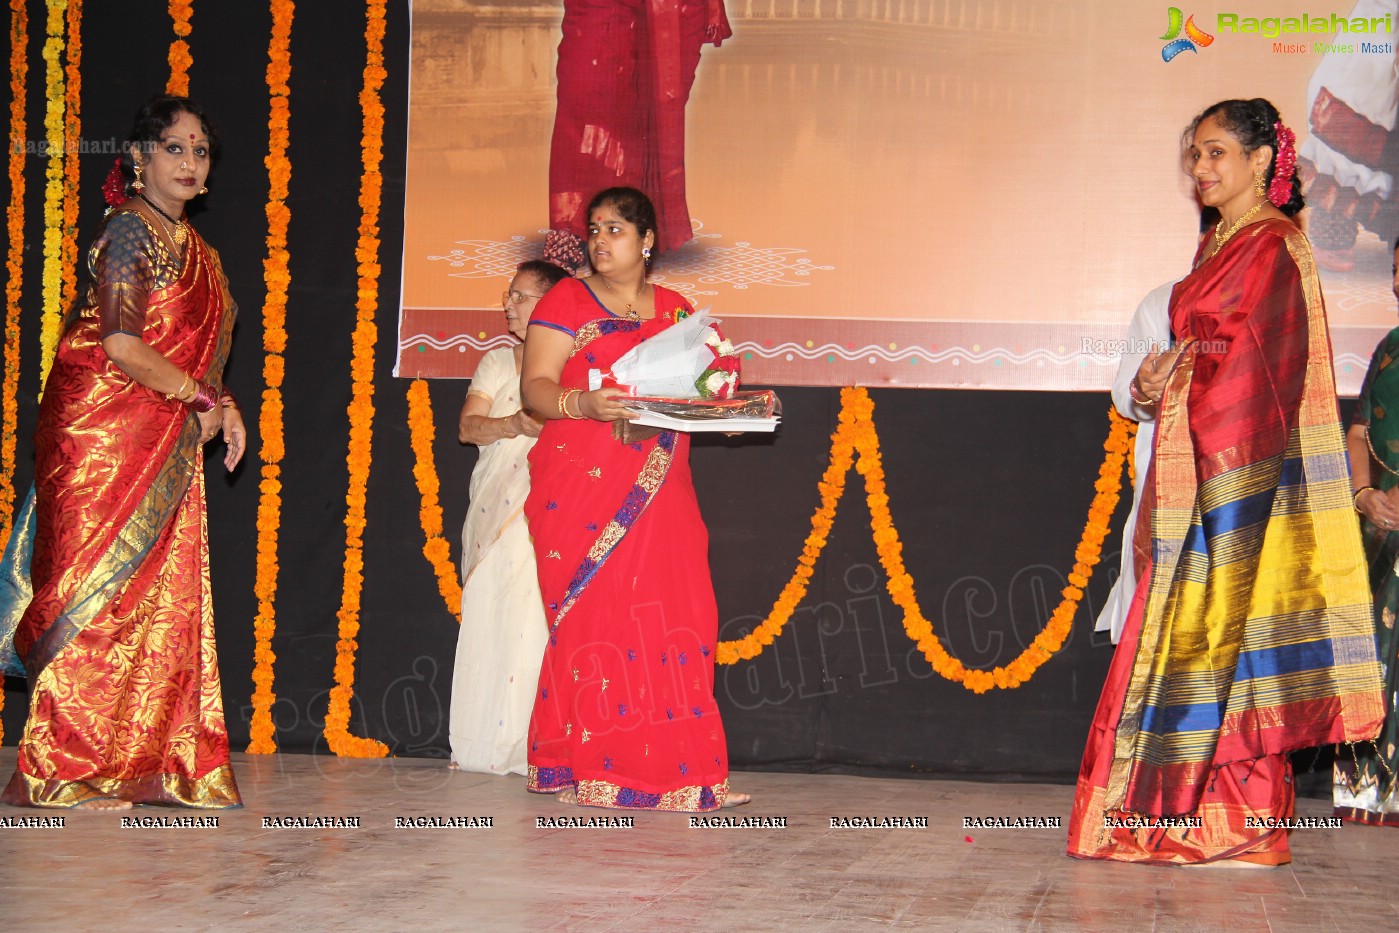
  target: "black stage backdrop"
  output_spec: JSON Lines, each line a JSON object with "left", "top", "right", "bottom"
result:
{"left": 0, "top": 2, "right": 1337, "bottom": 785}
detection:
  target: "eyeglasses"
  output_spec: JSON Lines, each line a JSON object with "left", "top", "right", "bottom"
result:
{"left": 502, "top": 290, "right": 543, "bottom": 306}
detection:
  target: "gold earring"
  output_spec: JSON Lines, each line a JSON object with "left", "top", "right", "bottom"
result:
{"left": 1253, "top": 170, "right": 1266, "bottom": 198}
{"left": 198, "top": 186, "right": 208, "bottom": 195}
{"left": 132, "top": 161, "right": 144, "bottom": 191}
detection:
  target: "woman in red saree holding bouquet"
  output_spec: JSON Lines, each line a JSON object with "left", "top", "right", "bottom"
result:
{"left": 1067, "top": 98, "right": 1384, "bottom": 865}
{"left": 0, "top": 97, "right": 246, "bottom": 809}
{"left": 522, "top": 186, "right": 746, "bottom": 810}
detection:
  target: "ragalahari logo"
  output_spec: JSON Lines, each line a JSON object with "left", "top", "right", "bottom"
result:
{"left": 1160, "top": 7, "right": 1215, "bottom": 60}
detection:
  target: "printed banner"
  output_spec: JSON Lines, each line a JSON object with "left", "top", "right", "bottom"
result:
{"left": 399, "top": 0, "right": 1397, "bottom": 392}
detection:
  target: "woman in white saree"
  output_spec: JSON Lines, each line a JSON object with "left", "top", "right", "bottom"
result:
{"left": 449, "top": 260, "right": 569, "bottom": 774}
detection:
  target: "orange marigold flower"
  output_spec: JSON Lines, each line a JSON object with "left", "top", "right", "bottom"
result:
{"left": 717, "top": 391, "right": 1128, "bottom": 695}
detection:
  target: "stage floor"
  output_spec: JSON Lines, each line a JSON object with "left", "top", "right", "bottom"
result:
{"left": 0, "top": 750, "right": 1394, "bottom": 931}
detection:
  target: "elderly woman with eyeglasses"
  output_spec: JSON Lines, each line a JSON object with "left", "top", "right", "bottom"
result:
{"left": 448, "top": 259, "right": 569, "bottom": 775}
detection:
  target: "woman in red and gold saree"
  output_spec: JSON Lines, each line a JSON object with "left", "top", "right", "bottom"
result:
{"left": 1068, "top": 99, "right": 1383, "bottom": 865}
{"left": 545, "top": 0, "right": 731, "bottom": 269}
{"left": 0, "top": 98, "right": 245, "bottom": 809}
{"left": 522, "top": 187, "right": 738, "bottom": 810}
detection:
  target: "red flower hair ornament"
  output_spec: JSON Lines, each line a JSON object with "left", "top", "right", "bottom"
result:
{"left": 1269, "top": 121, "right": 1297, "bottom": 208}
{"left": 101, "top": 156, "right": 130, "bottom": 209}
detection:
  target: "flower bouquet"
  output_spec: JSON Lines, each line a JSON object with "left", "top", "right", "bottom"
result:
{"left": 599, "top": 308, "right": 779, "bottom": 436}
{"left": 606, "top": 308, "right": 738, "bottom": 399}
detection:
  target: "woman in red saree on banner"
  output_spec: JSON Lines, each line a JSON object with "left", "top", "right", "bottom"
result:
{"left": 522, "top": 186, "right": 747, "bottom": 810}
{"left": 0, "top": 97, "right": 246, "bottom": 810}
{"left": 544, "top": 0, "right": 731, "bottom": 271}
{"left": 1067, "top": 98, "right": 1384, "bottom": 865}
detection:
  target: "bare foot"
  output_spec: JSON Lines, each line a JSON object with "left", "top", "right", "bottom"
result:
{"left": 557, "top": 788, "right": 577, "bottom": 805}
{"left": 1183, "top": 859, "right": 1278, "bottom": 870}
{"left": 722, "top": 792, "right": 752, "bottom": 808}
{"left": 447, "top": 760, "right": 460, "bottom": 771}
{"left": 72, "top": 797, "right": 132, "bottom": 811}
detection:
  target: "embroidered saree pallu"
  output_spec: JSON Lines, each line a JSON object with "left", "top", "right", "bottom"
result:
{"left": 525, "top": 279, "right": 732, "bottom": 811}
{"left": 1069, "top": 219, "right": 1382, "bottom": 864}
{"left": 0, "top": 213, "right": 241, "bottom": 809}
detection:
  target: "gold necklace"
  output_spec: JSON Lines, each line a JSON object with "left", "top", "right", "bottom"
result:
{"left": 595, "top": 275, "right": 646, "bottom": 321}
{"left": 1212, "top": 200, "right": 1266, "bottom": 250}
{"left": 138, "top": 193, "right": 188, "bottom": 252}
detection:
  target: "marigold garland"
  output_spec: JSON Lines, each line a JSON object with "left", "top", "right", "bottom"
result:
{"left": 166, "top": 0, "right": 192, "bottom": 96}
{"left": 406, "top": 379, "right": 463, "bottom": 621}
{"left": 324, "top": 0, "right": 388, "bottom": 758}
{"left": 1126, "top": 420, "right": 1137, "bottom": 488}
{"left": 717, "top": 389, "right": 1136, "bottom": 693}
{"left": 57, "top": 0, "right": 80, "bottom": 320}
{"left": 246, "top": 0, "right": 294, "bottom": 756}
{"left": 0, "top": 0, "right": 30, "bottom": 569}
{"left": 35, "top": 0, "right": 66, "bottom": 389}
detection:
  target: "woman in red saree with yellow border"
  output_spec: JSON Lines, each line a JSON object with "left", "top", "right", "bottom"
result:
{"left": 523, "top": 188, "right": 735, "bottom": 811}
{"left": 0, "top": 99, "right": 245, "bottom": 809}
{"left": 1068, "top": 99, "right": 1383, "bottom": 865}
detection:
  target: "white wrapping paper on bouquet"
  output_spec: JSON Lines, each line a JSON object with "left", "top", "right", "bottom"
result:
{"left": 608, "top": 308, "right": 721, "bottom": 398}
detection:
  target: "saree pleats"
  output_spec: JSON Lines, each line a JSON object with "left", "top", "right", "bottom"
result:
{"left": 1068, "top": 575, "right": 1294, "bottom": 864}
{"left": 524, "top": 279, "right": 730, "bottom": 811}
{"left": 1070, "top": 219, "right": 1382, "bottom": 862}
{"left": 0, "top": 218, "right": 241, "bottom": 809}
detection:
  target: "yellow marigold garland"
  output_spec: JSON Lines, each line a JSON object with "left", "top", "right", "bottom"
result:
{"left": 57, "top": 0, "right": 79, "bottom": 320}
{"left": 35, "top": 0, "right": 66, "bottom": 389}
{"left": 717, "top": 388, "right": 1136, "bottom": 694}
{"left": 406, "top": 379, "right": 463, "bottom": 621}
{"left": 246, "top": 0, "right": 294, "bottom": 756}
{"left": 324, "top": 0, "right": 388, "bottom": 758}
{"left": 166, "top": 0, "right": 192, "bottom": 95}
{"left": 0, "top": 0, "right": 29, "bottom": 566}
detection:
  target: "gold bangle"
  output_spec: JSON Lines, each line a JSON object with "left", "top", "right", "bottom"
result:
{"left": 165, "top": 374, "right": 192, "bottom": 401}
{"left": 1128, "top": 377, "right": 1155, "bottom": 406}
{"left": 1354, "top": 485, "right": 1376, "bottom": 513}
{"left": 558, "top": 388, "right": 584, "bottom": 420}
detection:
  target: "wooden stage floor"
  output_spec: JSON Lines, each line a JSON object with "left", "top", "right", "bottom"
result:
{"left": 0, "top": 749, "right": 1394, "bottom": 931}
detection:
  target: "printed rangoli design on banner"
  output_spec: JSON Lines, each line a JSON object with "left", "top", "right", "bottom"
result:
{"left": 426, "top": 235, "right": 538, "bottom": 279}
{"left": 424, "top": 221, "right": 835, "bottom": 306}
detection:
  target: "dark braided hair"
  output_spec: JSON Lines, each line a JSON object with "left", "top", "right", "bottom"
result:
{"left": 1184, "top": 98, "right": 1304, "bottom": 216}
